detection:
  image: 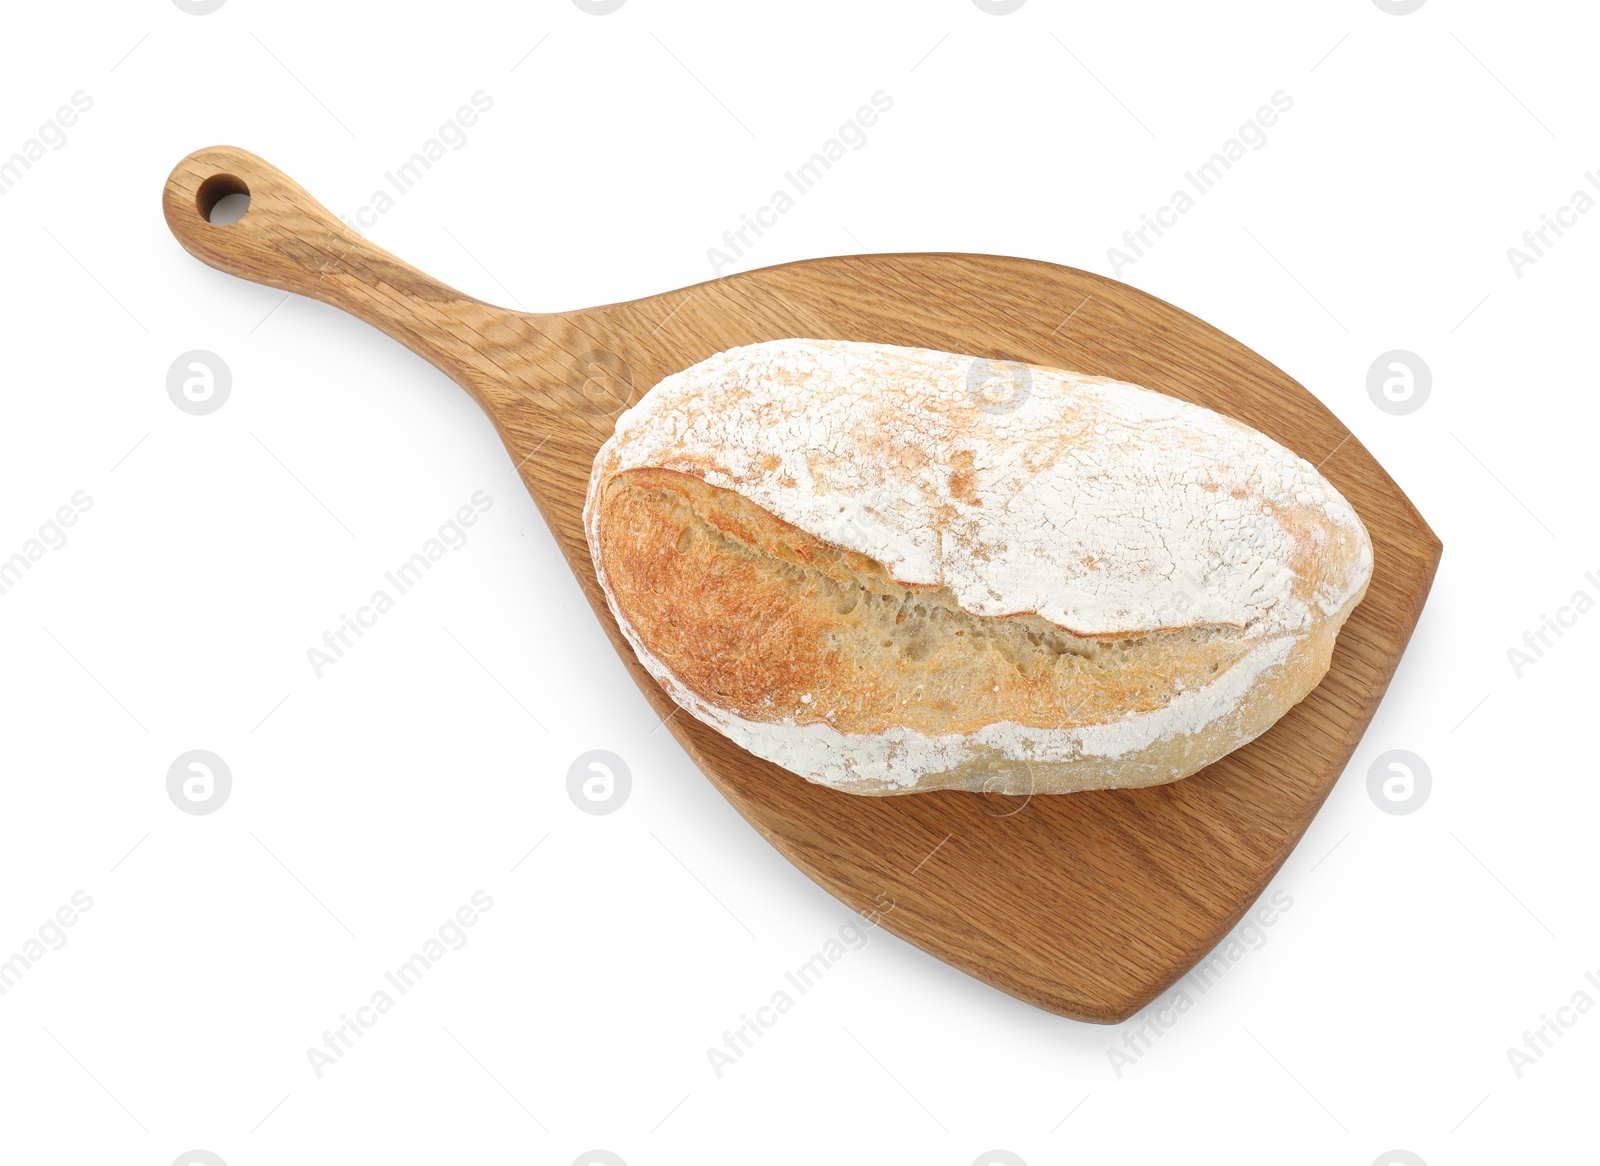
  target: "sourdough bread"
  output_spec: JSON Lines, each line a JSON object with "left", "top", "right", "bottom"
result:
{"left": 584, "top": 339, "right": 1371, "bottom": 795}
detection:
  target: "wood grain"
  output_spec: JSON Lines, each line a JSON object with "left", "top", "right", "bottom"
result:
{"left": 164, "top": 146, "right": 1441, "bottom": 1023}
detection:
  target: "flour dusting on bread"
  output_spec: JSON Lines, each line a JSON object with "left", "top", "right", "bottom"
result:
{"left": 585, "top": 339, "right": 1372, "bottom": 795}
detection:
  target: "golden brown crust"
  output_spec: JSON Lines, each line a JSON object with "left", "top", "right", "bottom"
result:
{"left": 600, "top": 468, "right": 1277, "bottom": 737}
{"left": 584, "top": 339, "right": 1374, "bottom": 795}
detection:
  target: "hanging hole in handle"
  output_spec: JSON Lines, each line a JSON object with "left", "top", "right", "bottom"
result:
{"left": 197, "top": 173, "right": 250, "bottom": 225}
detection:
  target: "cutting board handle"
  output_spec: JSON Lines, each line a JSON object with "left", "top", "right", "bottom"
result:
{"left": 163, "top": 146, "right": 508, "bottom": 398}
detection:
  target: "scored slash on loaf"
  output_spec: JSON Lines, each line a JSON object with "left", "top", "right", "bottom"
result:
{"left": 584, "top": 338, "right": 1373, "bottom": 796}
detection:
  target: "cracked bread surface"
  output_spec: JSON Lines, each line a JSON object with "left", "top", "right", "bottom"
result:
{"left": 584, "top": 339, "right": 1372, "bottom": 795}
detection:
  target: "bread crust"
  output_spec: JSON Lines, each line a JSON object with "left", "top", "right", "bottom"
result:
{"left": 585, "top": 340, "right": 1372, "bottom": 795}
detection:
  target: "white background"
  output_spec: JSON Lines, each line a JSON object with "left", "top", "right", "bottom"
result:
{"left": 1, "top": 1, "right": 1595, "bottom": 1163}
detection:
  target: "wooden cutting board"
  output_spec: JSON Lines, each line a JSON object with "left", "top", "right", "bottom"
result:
{"left": 164, "top": 146, "right": 1441, "bottom": 1023}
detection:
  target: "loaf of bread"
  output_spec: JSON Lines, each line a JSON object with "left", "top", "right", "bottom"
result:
{"left": 584, "top": 339, "right": 1371, "bottom": 796}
